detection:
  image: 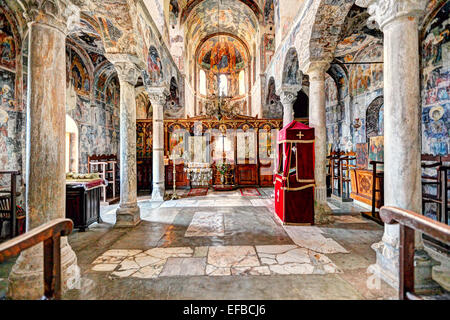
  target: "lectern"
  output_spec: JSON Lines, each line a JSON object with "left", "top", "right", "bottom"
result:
{"left": 274, "top": 120, "right": 315, "bottom": 224}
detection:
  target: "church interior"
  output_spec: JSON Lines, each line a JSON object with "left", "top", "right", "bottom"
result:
{"left": 0, "top": 0, "right": 449, "bottom": 301}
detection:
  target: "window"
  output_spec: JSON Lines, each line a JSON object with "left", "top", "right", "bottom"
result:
{"left": 199, "top": 69, "right": 206, "bottom": 95}
{"left": 239, "top": 70, "right": 245, "bottom": 95}
{"left": 65, "top": 115, "right": 79, "bottom": 173}
{"left": 219, "top": 74, "right": 227, "bottom": 97}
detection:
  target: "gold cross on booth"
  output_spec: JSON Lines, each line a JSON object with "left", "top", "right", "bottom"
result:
{"left": 297, "top": 132, "right": 304, "bottom": 139}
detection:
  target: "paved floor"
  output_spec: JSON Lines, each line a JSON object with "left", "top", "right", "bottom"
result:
{"left": 0, "top": 188, "right": 397, "bottom": 299}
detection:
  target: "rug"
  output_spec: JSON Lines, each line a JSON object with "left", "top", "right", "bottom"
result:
{"left": 239, "top": 188, "right": 261, "bottom": 197}
{"left": 187, "top": 188, "right": 208, "bottom": 197}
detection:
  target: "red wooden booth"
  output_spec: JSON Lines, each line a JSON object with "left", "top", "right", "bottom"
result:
{"left": 274, "top": 120, "right": 315, "bottom": 224}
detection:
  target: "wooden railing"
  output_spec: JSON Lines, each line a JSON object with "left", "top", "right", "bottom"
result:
{"left": 380, "top": 206, "right": 450, "bottom": 300}
{"left": 0, "top": 218, "right": 73, "bottom": 300}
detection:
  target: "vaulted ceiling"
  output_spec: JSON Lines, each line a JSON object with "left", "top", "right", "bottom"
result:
{"left": 184, "top": 0, "right": 260, "bottom": 53}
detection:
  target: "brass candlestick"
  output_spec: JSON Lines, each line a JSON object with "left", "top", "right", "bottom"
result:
{"left": 171, "top": 151, "right": 179, "bottom": 200}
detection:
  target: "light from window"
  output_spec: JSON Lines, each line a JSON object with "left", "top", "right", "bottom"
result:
{"left": 219, "top": 74, "right": 227, "bottom": 97}
{"left": 199, "top": 69, "right": 206, "bottom": 95}
{"left": 239, "top": 70, "right": 245, "bottom": 95}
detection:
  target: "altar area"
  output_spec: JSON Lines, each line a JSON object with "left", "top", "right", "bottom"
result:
{"left": 136, "top": 115, "right": 298, "bottom": 191}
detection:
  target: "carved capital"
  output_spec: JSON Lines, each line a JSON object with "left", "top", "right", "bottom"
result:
{"left": 279, "top": 90, "right": 298, "bottom": 106}
{"left": 106, "top": 54, "right": 141, "bottom": 86}
{"left": 147, "top": 86, "right": 170, "bottom": 107}
{"left": 355, "top": 0, "right": 427, "bottom": 30}
{"left": 303, "top": 61, "right": 329, "bottom": 81}
{"left": 20, "top": 0, "right": 80, "bottom": 34}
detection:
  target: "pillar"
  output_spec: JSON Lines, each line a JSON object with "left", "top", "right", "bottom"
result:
{"left": 148, "top": 87, "right": 169, "bottom": 201}
{"left": 277, "top": 85, "right": 300, "bottom": 127}
{"left": 8, "top": 0, "right": 80, "bottom": 299}
{"left": 107, "top": 55, "right": 142, "bottom": 227}
{"left": 305, "top": 62, "right": 333, "bottom": 224}
{"left": 356, "top": 0, "right": 438, "bottom": 292}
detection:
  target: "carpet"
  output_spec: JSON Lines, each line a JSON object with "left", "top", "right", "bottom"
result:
{"left": 239, "top": 188, "right": 261, "bottom": 197}
{"left": 187, "top": 188, "right": 208, "bottom": 197}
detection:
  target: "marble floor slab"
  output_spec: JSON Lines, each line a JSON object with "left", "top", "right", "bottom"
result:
{"left": 284, "top": 226, "right": 349, "bottom": 254}
{"left": 185, "top": 211, "right": 225, "bottom": 237}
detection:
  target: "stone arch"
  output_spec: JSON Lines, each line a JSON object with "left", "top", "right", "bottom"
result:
{"left": 298, "top": 0, "right": 355, "bottom": 72}
{"left": 365, "top": 95, "right": 384, "bottom": 141}
{"left": 136, "top": 87, "right": 151, "bottom": 119}
{"left": 66, "top": 39, "right": 95, "bottom": 98}
{"left": 282, "top": 47, "right": 301, "bottom": 86}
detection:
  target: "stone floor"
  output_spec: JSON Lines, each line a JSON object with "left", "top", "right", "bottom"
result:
{"left": 1, "top": 188, "right": 397, "bottom": 300}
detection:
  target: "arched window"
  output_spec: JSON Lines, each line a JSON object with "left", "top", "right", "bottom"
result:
{"left": 66, "top": 115, "right": 79, "bottom": 173}
{"left": 219, "top": 74, "right": 227, "bottom": 96}
{"left": 199, "top": 69, "right": 206, "bottom": 95}
{"left": 239, "top": 70, "right": 245, "bottom": 95}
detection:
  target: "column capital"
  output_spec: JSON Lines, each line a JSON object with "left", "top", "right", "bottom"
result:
{"left": 277, "top": 86, "right": 300, "bottom": 106}
{"left": 106, "top": 54, "right": 142, "bottom": 86}
{"left": 355, "top": 0, "right": 427, "bottom": 30}
{"left": 147, "top": 86, "right": 170, "bottom": 106}
{"left": 303, "top": 61, "right": 330, "bottom": 81}
{"left": 20, "top": 0, "right": 80, "bottom": 34}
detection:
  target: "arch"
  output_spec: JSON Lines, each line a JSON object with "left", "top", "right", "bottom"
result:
{"left": 66, "top": 40, "right": 95, "bottom": 97}
{"left": 136, "top": 87, "right": 152, "bottom": 119}
{"left": 366, "top": 96, "right": 384, "bottom": 141}
{"left": 299, "top": 0, "right": 354, "bottom": 71}
{"left": 282, "top": 47, "right": 300, "bottom": 85}
{"left": 65, "top": 114, "right": 79, "bottom": 173}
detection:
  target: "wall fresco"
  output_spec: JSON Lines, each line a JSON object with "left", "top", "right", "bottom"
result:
{"left": 0, "top": 11, "right": 15, "bottom": 70}
{"left": 421, "top": 1, "right": 450, "bottom": 156}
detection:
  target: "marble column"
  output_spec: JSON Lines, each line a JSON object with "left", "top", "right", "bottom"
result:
{"left": 107, "top": 55, "right": 141, "bottom": 227}
{"left": 277, "top": 85, "right": 300, "bottom": 127}
{"left": 357, "top": 0, "right": 438, "bottom": 292}
{"left": 305, "top": 62, "right": 333, "bottom": 224}
{"left": 148, "top": 87, "right": 169, "bottom": 201}
{"left": 8, "top": 0, "right": 80, "bottom": 299}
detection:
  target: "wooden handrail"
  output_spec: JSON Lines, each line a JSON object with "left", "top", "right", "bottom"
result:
{"left": 380, "top": 206, "right": 450, "bottom": 300}
{"left": 0, "top": 218, "right": 73, "bottom": 300}
{"left": 380, "top": 207, "right": 450, "bottom": 243}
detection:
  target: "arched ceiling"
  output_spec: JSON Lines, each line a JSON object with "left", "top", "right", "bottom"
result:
{"left": 185, "top": 0, "right": 260, "bottom": 53}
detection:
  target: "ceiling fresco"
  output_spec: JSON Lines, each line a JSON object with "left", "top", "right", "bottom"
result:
{"left": 185, "top": 0, "right": 259, "bottom": 51}
{"left": 181, "top": 0, "right": 262, "bottom": 23}
{"left": 197, "top": 36, "right": 248, "bottom": 73}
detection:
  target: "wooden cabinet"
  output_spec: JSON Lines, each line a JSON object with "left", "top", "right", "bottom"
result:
{"left": 236, "top": 164, "right": 258, "bottom": 185}
{"left": 137, "top": 158, "right": 152, "bottom": 191}
{"left": 66, "top": 184, "right": 101, "bottom": 232}
{"left": 165, "top": 163, "right": 189, "bottom": 187}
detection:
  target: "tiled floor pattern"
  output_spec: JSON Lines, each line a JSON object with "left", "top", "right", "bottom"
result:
{"left": 91, "top": 244, "right": 341, "bottom": 279}
{"left": 89, "top": 189, "right": 369, "bottom": 282}
{"left": 29, "top": 187, "right": 397, "bottom": 299}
